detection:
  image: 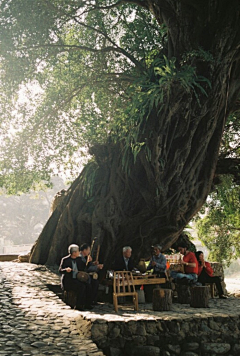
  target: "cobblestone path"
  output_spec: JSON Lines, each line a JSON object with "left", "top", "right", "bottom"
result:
{"left": 0, "top": 262, "right": 105, "bottom": 356}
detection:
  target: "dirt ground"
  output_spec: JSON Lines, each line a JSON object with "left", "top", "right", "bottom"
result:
{"left": 225, "top": 276, "right": 240, "bottom": 296}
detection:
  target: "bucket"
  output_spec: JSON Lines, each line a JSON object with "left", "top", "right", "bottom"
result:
{"left": 137, "top": 287, "right": 145, "bottom": 303}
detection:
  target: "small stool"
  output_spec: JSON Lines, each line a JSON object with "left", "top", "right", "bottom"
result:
{"left": 63, "top": 290, "right": 77, "bottom": 308}
{"left": 190, "top": 286, "right": 210, "bottom": 308}
{"left": 153, "top": 288, "right": 172, "bottom": 311}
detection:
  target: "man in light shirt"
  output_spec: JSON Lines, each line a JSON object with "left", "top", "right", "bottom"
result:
{"left": 147, "top": 244, "right": 166, "bottom": 278}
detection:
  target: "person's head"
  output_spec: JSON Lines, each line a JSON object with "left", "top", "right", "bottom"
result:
{"left": 123, "top": 246, "right": 132, "bottom": 258}
{"left": 177, "top": 242, "right": 188, "bottom": 255}
{"left": 68, "top": 244, "right": 80, "bottom": 258}
{"left": 195, "top": 251, "right": 204, "bottom": 262}
{"left": 80, "top": 243, "right": 91, "bottom": 257}
{"left": 152, "top": 244, "right": 162, "bottom": 256}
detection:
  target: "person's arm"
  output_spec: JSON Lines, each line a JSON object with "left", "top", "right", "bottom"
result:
{"left": 155, "top": 255, "right": 166, "bottom": 270}
{"left": 204, "top": 261, "right": 213, "bottom": 276}
{"left": 182, "top": 255, "right": 196, "bottom": 267}
{"left": 87, "top": 263, "right": 98, "bottom": 273}
{"left": 59, "top": 258, "right": 72, "bottom": 274}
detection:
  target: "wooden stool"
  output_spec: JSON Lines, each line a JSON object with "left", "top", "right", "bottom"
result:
{"left": 63, "top": 290, "right": 77, "bottom": 308}
{"left": 176, "top": 284, "right": 191, "bottom": 304}
{"left": 113, "top": 271, "right": 138, "bottom": 313}
{"left": 190, "top": 286, "right": 210, "bottom": 308}
{"left": 153, "top": 288, "right": 172, "bottom": 311}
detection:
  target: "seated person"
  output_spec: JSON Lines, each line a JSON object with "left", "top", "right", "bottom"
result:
{"left": 170, "top": 242, "right": 198, "bottom": 285}
{"left": 113, "top": 246, "right": 134, "bottom": 271}
{"left": 144, "top": 245, "right": 167, "bottom": 302}
{"left": 59, "top": 244, "right": 92, "bottom": 311}
{"left": 79, "top": 243, "right": 104, "bottom": 304}
{"left": 147, "top": 244, "right": 166, "bottom": 278}
{"left": 195, "top": 251, "right": 227, "bottom": 299}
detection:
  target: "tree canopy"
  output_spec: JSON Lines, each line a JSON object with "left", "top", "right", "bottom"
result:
{"left": 0, "top": 0, "right": 165, "bottom": 192}
{"left": 0, "top": 0, "right": 240, "bottom": 265}
{"left": 196, "top": 175, "right": 240, "bottom": 266}
{"left": 1, "top": 1, "right": 239, "bottom": 193}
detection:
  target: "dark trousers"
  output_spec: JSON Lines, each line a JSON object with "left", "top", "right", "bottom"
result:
{"left": 64, "top": 279, "right": 92, "bottom": 307}
{"left": 145, "top": 272, "right": 166, "bottom": 302}
{"left": 91, "top": 278, "right": 99, "bottom": 303}
{"left": 198, "top": 269, "right": 224, "bottom": 296}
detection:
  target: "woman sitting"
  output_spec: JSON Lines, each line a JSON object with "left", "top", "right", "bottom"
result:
{"left": 195, "top": 251, "right": 227, "bottom": 299}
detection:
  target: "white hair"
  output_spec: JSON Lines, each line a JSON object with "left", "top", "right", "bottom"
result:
{"left": 68, "top": 244, "right": 79, "bottom": 254}
{"left": 123, "top": 246, "right": 132, "bottom": 253}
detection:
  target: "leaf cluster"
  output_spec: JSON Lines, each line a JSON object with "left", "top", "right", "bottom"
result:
{"left": 196, "top": 175, "right": 240, "bottom": 266}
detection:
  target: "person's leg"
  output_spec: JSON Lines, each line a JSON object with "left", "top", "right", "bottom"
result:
{"left": 75, "top": 281, "right": 87, "bottom": 307}
{"left": 198, "top": 269, "right": 209, "bottom": 286}
{"left": 144, "top": 284, "right": 156, "bottom": 303}
{"left": 65, "top": 280, "right": 86, "bottom": 309}
{"left": 90, "top": 278, "right": 99, "bottom": 304}
{"left": 209, "top": 276, "right": 224, "bottom": 296}
{"left": 170, "top": 271, "right": 186, "bottom": 280}
{"left": 84, "top": 281, "right": 93, "bottom": 307}
{"left": 185, "top": 273, "right": 198, "bottom": 283}
{"left": 198, "top": 271, "right": 225, "bottom": 296}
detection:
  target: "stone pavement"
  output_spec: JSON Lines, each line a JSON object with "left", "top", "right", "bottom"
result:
{"left": 0, "top": 262, "right": 105, "bottom": 356}
{"left": 1, "top": 262, "right": 240, "bottom": 356}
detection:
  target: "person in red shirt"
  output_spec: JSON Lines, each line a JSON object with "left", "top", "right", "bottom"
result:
{"left": 195, "top": 251, "right": 227, "bottom": 299}
{"left": 170, "top": 242, "right": 199, "bottom": 285}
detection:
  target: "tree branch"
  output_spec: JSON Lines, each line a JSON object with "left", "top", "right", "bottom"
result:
{"left": 70, "top": 17, "right": 144, "bottom": 71}
{"left": 79, "top": 0, "right": 149, "bottom": 15}
{"left": 41, "top": 0, "right": 144, "bottom": 71}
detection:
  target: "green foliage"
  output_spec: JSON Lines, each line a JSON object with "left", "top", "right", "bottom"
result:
{"left": 0, "top": 0, "right": 230, "bottom": 194}
{"left": 221, "top": 113, "right": 240, "bottom": 159}
{"left": 116, "top": 55, "right": 211, "bottom": 174}
{"left": 196, "top": 175, "right": 240, "bottom": 266}
{"left": 0, "top": 1, "right": 165, "bottom": 192}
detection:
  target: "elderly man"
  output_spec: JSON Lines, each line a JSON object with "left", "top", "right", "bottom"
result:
{"left": 144, "top": 245, "right": 167, "bottom": 302}
{"left": 59, "top": 244, "right": 92, "bottom": 311}
{"left": 147, "top": 244, "right": 166, "bottom": 278}
{"left": 113, "top": 246, "right": 134, "bottom": 271}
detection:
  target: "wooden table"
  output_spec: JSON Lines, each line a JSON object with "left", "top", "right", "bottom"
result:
{"left": 132, "top": 274, "right": 166, "bottom": 286}
{"left": 104, "top": 273, "right": 166, "bottom": 286}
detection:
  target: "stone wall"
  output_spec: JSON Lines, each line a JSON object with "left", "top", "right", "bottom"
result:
{"left": 0, "top": 254, "right": 19, "bottom": 261}
{"left": 80, "top": 313, "right": 240, "bottom": 356}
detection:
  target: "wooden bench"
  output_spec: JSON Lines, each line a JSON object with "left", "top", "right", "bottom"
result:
{"left": 113, "top": 271, "right": 138, "bottom": 313}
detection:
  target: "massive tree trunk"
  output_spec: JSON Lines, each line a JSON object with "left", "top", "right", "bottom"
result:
{"left": 30, "top": 0, "right": 240, "bottom": 267}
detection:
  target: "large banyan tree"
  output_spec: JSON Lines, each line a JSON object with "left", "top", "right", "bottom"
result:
{"left": 0, "top": 1, "right": 240, "bottom": 267}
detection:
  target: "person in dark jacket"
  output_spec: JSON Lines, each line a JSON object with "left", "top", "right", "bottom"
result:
{"left": 79, "top": 243, "right": 104, "bottom": 304}
{"left": 195, "top": 251, "right": 227, "bottom": 299}
{"left": 113, "top": 246, "right": 134, "bottom": 271}
{"left": 59, "top": 244, "right": 92, "bottom": 310}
